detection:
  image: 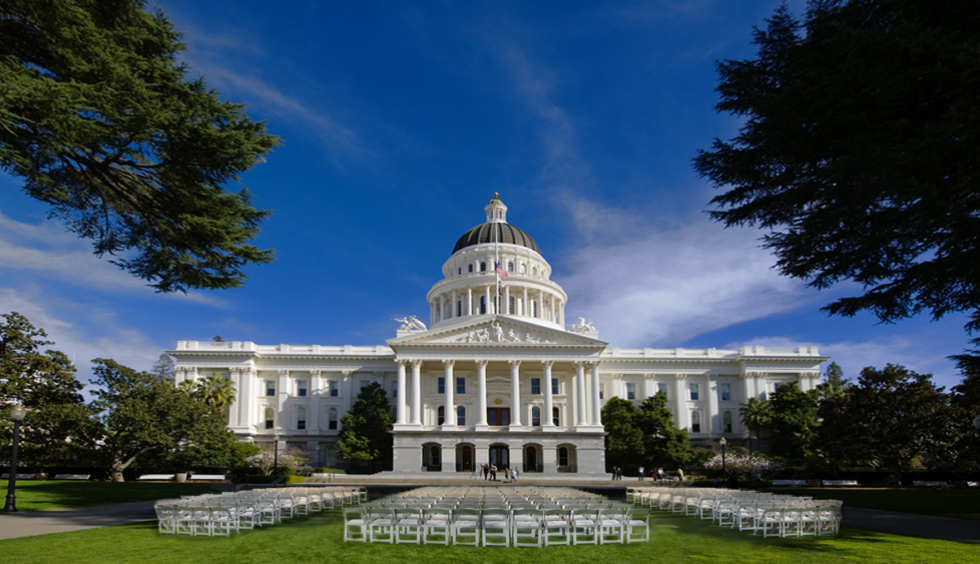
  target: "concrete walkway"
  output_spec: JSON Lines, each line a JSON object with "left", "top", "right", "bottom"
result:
{"left": 0, "top": 500, "right": 156, "bottom": 540}
{"left": 842, "top": 506, "right": 980, "bottom": 544}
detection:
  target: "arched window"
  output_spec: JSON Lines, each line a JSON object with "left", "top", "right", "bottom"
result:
{"left": 533, "top": 266, "right": 538, "bottom": 276}
{"left": 437, "top": 406, "right": 445, "bottom": 425}
{"left": 457, "top": 301, "right": 462, "bottom": 317}
{"left": 468, "top": 264, "right": 474, "bottom": 273}
{"left": 690, "top": 410, "right": 701, "bottom": 433}
{"left": 328, "top": 407, "right": 338, "bottom": 430}
{"left": 509, "top": 296, "right": 515, "bottom": 314}
{"left": 558, "top": 447, "right": 568, "bottom": 467}
{"left": 480, "top": 261, "right": 487, "bottom": 272}
{"left": 480, "top": 295, "right": 486, "bottom": 314}
{"left": 531, "top": 406, "right": 541, "bottom": 426}
{"left": 457, "top": 267, "right": 461, "bottom": 275}
{"left": 532, "top": 300, "right": 538, "bottom": 317}
{"left": 296, "top": 406, "right": 306, "bottom": 430}
{"left": 264, "top": 407, "right": 275, "bottom": 430}
{"left": 552, "top": 406, "right": 560, "bottom": 426}
{"left": 507, "top": 261, "right": 514, "bottom": 271}
{"left": 723, "top": 410, "right": 733, "bottom": 433}
{"left": 456, "top": 406, "right": 466, "bottom": 426}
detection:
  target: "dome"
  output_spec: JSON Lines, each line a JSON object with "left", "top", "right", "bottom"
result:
{"left": 452, "top": 222, "right": 541, "bottom": 254}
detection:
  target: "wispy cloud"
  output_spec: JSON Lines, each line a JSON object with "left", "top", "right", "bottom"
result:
{"left": 727, "top": 335, "right": 962, "bottom": 389}
{"left": 0, "top": 287, "right": 165, "bottom": 389}
{"left": 559, "top": 196, "right": 810, "bottom": 346}
{"left": 0, "top": 212, "right": 226, "bottom": 307}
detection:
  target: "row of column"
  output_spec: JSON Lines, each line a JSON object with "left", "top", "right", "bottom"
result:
{"left": 430, "top": 285, "right": 566, "bottom": 325}
{"left": 395, "top": 359, "right": 602, "bottom": 429}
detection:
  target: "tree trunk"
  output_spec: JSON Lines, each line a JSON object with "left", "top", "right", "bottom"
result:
{"left": 110, "top": 451, "right": 145, "bottom": 482}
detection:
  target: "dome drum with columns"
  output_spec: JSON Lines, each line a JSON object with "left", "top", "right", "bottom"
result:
{"left": 168, "top": 195, "right": 828, "bottom": 476}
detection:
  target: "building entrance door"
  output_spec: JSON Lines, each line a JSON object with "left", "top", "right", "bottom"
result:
{"left": 487, "top": 408, "right": 510, "bottom": 426}
{"left": 489, "top": 444, "right": 509, "bottom": 468}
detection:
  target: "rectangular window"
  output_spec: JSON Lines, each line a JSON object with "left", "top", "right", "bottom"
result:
{"left": 297, "top": 419, "right": 306, "bottom": 430}
{"left": 599, "top": 383, "right": 604, "bottom": 400}
{"left": 723, "top": 410, "right": 733, "bottom": 433}
{"left": 531, "top": 407, "right": 541, "bottom": 426}
{"left": 437, "top": 377, "right": 445, "bottom": 394}
{"left": 689, "top": 382, "right": 699, "bottom": 401}
{"left": 531, "top": 378, "right": 541, "bottom": 395}
{"left": 468, "top": 264, "right": 473, "bottom": 273}
{"left": 265, "top": 380, "right": 275, "bottom": 396}
{"left": 480, "top": 296, "right": 486, "bottom": 314}
{"left": 297, "top": 407, "right": 306, "bottom": 430}
{"left": 457, "top": 301, "right": 462, "bottom": 317}
{"left": 328, "top": 380, "right": 338, "bottom": 397}
{"left": 297, "top": 380, "right": 307, "bottom": 397}
{"left": 720, "top": 382, "right": 731, "bottom": 401}
{"left": 657, "top": 382, "right": 668, "bottom": 397}
{"left": 626, "top": 382, "right": 636, "bottom": 400}
{"left": 551, "top": 378, "right": 558, "bottom": 395}
{"left": 457, "top": 406, "right": 465, "bottom": 426}
{"left": 690, "top": 410, "right": 701, "bottom": 433}
{"left": 456, "top": 377, "right": 465, "bottom": 394}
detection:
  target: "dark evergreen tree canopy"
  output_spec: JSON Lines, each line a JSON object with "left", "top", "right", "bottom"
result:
{"left": 694, "top": 1, "right": 980, "bottom": 361}
{"left": 0, "top": 0, "right": 279, "bottom": 292}
{"left": 601, "top": 395, "right": 694, "bottom": 473}
{"left": 336, "top": 382, "right": 393, "bottom": 473}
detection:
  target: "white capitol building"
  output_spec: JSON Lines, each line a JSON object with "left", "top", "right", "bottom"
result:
{"left": 169, "top": 195, "right": 826, "bottom": 476}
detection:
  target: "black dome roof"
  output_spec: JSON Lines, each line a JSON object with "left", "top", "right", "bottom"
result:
{"left": 452, "top": 222, "right": 541, "bottom": 254}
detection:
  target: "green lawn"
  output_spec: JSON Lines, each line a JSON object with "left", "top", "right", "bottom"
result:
{"left": 0, "top": 480, "right": 217, "bottom": 511}
{"left": 0, "top": 509, "right": 974, "bottom": 564}
{"left": 774, "top": 488, "right": 980, "bottom": 520}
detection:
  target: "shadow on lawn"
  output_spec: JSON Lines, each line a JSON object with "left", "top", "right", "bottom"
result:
{"left": 0, "top": 481, "right": 214, "bottom": 511}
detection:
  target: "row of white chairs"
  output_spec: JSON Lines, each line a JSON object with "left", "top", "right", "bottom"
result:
{"left": 343, "top": 486, "right": 650, "bottom": 547}
{"left": 629, "top": 486, "right": 842, "bottom": 537}
{"left": 154, "top": 486, "right": 366, "bottom": 536}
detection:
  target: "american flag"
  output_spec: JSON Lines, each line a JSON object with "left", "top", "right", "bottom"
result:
{"left": 495, "top": 263, "right": 508, "bottom": 280}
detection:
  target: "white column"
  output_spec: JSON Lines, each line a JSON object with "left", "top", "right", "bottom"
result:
{"left": 411, "top": 360, "right": 422, "bottom": 425}
{"left": 575, "top": 362, "right": 586, "bottom": 426}
{"left": 504, "top": 285, "right": 510, "bottom": 314}
{"left": 240, "top": 368, "right": 254, "bottom": 428}
{"left": 343, "top": 370, "right": 354, "bottom": 413}
{"left": 277, "top": 369, "right": 289, "bottom": 431}
{"left": 467, "top": 287, "right": 473, "bottom": 316}
{"left": 476, "top": 360, "right": 488, "bottom": 427}
{"left": 439, "top": 295, "right": 446, "bottom": 321}
{"left": 229, "top": 370, "right": 241, "bottom": 426}
{"left": 451, "top": 290, "right": 457, "bottom": 318}
{"left": 542, "top": 361, "right": 555, "bottom": 428}
{"left": 396, "top": 361, "right": 407, "bottom": 424}
{"left": 308, "top": 370, "right": 320, "bottom": 433}
{"left": 443, "top": 360, "right": 455, "bottom": 428}
{"left": 559, "top": 301, "right": 565, "bottom": 327}
{"left": 509, "top": 361, "right": 522, "bottom": 427}
{"left": 591, "top": 363, "right": 602, "bottom": 426}
{"left": 741, "top": 372, "right": 754, "bottom": 406}
{"left": 673, "top": 375, "right": 688, "bottom": 430}
{"left": 523, "top": 287, "right": 529, "bottom": 317}
{"left": 706, "top": 374, "right": 718, "bottom": 436}
{"left": 484, "top": 285, "right": 491, "bottom": 315}
{"left": 643, "top": 374, "right": 655, "bottom": 399}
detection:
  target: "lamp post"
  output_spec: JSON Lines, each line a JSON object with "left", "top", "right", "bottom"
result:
{"left": 719, "top": 436, "right": 728, "bottom": 475}
{"left": 4, "top": 404, "right": 27, "bottom": 512}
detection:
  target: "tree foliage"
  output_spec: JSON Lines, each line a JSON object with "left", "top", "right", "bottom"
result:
{"left": 694, "top": 1, "right": 980, "bottom": 364}
{"left": 0, "top": 0, "right": 278, "bottom": 292}
{"left": 0, "top": 312, "right": 96, "bottom": 467}
{"left": 336, "top": 382, "right": 393, "bottom": 473}
{"left": 89, "top": 359, "right": 242, "bottom": 480}
{"left": 601, "top": 395, "right": 694, "bottom": 473}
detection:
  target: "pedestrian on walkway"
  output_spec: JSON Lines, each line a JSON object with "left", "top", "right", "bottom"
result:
{"left": 639, "top": 466, "right": 644, "bottom": 481}
{"left": 482, "top": 463, "right": 489, "bottom": 480}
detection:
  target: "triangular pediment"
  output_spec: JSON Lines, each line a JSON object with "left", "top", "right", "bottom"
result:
{"left": 387, "top": 315, "right": 607, "bottom": 348}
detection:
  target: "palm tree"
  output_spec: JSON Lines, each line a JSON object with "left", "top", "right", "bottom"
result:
{"left": 740, "top": 397, "right": 773, "bottom": 454}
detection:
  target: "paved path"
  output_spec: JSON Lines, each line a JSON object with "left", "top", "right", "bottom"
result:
{"left": 0, "top": 500, "right": 156, "bottom": 540}
{"left": 842, "top": 506, "right": 980, "bottom": 544}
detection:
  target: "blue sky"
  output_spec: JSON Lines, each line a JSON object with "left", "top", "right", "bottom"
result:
{"left": 0, "top": 0, "right": 971, "bottom": 391}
